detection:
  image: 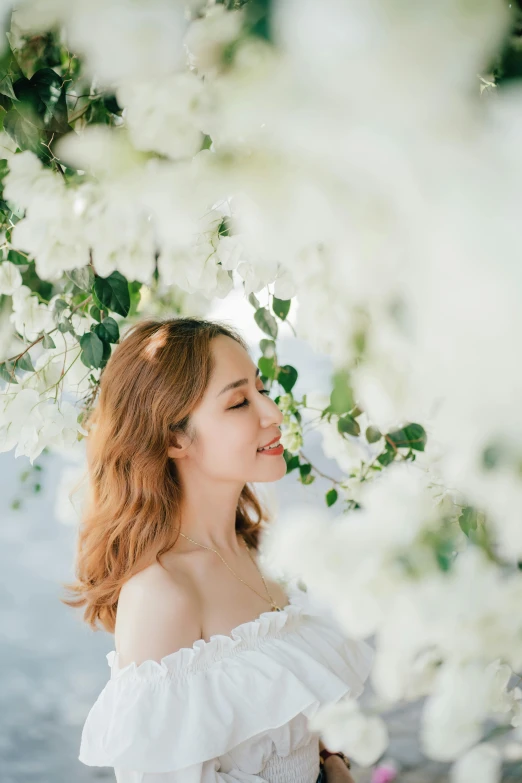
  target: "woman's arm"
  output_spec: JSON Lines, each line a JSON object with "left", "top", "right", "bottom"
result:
{"left": 318, "top": 740, "right": 356, "bottom": 783}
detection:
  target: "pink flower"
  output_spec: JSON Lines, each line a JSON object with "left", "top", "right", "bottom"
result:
{"left": 370, "top": 762, "right": 398, "bottom": 783}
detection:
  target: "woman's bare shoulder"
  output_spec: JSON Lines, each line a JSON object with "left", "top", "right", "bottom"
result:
{"left": 115, "top": 558, "right": 203, "bottom": 667}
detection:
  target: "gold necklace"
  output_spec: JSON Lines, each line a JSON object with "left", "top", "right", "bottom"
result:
{"left": 178, "top": 531, "right": 282, "bottom": 611}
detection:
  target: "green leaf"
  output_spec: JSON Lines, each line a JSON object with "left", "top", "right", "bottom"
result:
{"left": 217, "top": 216, "right": 231, "bottom": 237}
{"left": 0, "top": 46, "right": 17, "bottom": 102}
{"left": 94, "top": 271, "right": 130, "bottom": 317}
{"left": 277, "top": 364, "right": 298, "bottom": 393}
{"left": 259, "top": 338, "right": 276, "bottom": 358}
{"left": 4, "top": 67, "right": 70, "bottom": 157}
{"left": 299, "top": 463, "right": 312, "bottom": 478}
{"left": 482, "top": 442, "right": 502, "bottom": 470}
{"left": 284, "top": 454, "right": 300, "bottom": 473}
{"left": 13, "top": 68, "right": 69, "bottom": 133}
{"left": 3, "top": 108, "right": 44, "bottom": 156}
{"left": 42, "top": 333, "right": 56, "bottom": 349}
{"left": 458, "top": 506, "right": 479, "bottom": 538}
{"left": 258, "top": 355, "right": 276, "bottom": 380}
{"left": 100, "top": 336, "right": 112, "bottom": 367}
{"left": 326, "top": 488, "right": 338, "bottom": 507}
{"left": 7, "top": 249, "right": 29, "bottom": 265}
{"left": 254, "top": 306, "right": 278, "bottom": 338}
{"left": 244, "top": 0, "right": 273, "bottom": 42}
{"left": 387, "top": 423, "right": 427, "bottom": 452}
{"left": 16, "top": 352, "right": 34, "bottom": 372}
{"left": 103, "top": 94, "right": 122, "bottom": 115}
{"left": 89, "top": 304, "right": 108, "bottom": 322}
{"left": 0, "top": 73, "right": 15, "bottom": 101}
{"left": 272, "top": 296, "right": 291, "bottom": 321}
{"left": 434, "top": 536, "right": 455, "bottom": 572}
{"left": 66, "top": 266, "right": 94, "bottom": 292}
{"left": 329, "top": 370, "right": 354, "bottom": 415}
{"left": 248, "top": 292, "right": 260, "bottom": 309}
{"left": 80, "top": 331, "right": 104, "bottom": 369}
{"left": 128, "top": 280, "right": 142, "bottom": 317}
{"left": 57, "top": 317, "right": 75, "bottom": 334}
{"left": 377, "top": 449, "right": 395, "bottom": 466}
{"left": 0, "top": 359, "right": 18, "bottom": 383}
{"left": 8, "top": 30, "right": 60, "bottom": 80}
{"left": 366, "top": 425, "right": 382, "bottom": 444}
{"left": 337, "top": 415, "right": 360, "bottom": 437}
{"left": 93, "top": 316, "right": 119, "bottom": 344}
{"left": 52, "top": 298, "right": 69, "bottom": 318}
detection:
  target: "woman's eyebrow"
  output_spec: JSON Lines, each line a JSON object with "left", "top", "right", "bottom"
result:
{"left": 217, "top": 367, "right": 260, "bottom": 397}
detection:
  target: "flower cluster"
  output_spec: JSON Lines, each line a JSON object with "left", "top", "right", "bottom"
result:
{"left": 0, "top": 0, "right": 521, "bottom": 778}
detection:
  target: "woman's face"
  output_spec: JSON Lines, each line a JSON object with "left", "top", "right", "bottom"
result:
{"left": 170, "top": 334, "right": 286, "bottom": 484}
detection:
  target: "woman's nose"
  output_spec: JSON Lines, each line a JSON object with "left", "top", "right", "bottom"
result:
{"left": 261, "top": 397, "right": 283, "bottom": 426}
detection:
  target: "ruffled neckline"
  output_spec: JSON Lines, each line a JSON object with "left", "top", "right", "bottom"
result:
{"left": 107, "top": 578, "right": 309, "bottom": 679}
{"left": 80, "top": 578, "right": 375, "bottom": 773}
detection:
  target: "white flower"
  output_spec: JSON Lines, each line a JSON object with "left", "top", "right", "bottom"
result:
{"left": 157, "top": 241, "right": 233, "bottom": 300}
{"left": 10, "top": 0, "right": 70, "bottom": 33}
{"left": 55, "top": 125, "right": 143, "bottom": 178}
{"left": 4, "top": 151, "right": 91, "bottom": 281}
{"left": 278, "top": 393, "right": 294, "bottom": 413}
{"left": 67, "top": 0, "right": 186, "bottom": 86}
{"left": 280, "top": 420, "right": 303, "bottom": 453}
{"left": 0, "top": 387, "right": 40, "bottom": 454}
{"left": 421, "top": 662, "right": 496, "bottom": 761}
{"left": 87, "top": 189, "right": 157, "bottom": 284}
{"left": 450, "top": 743, "right": 502, "bottom": 783}
{"left": 309, "top": 698, "right": 389, "bottom": 767}
{"left": 273, "top": 265, "right": 297, "bottom": 300}
{"left": 23, "top": 349, "right": 64, "bottom": 396}
{"left": 0, "top": 386, "right": 85, "bottom": 463}
{"left": 215, "top": 235, "right": 246, "bottom": 271}
{"left": 237, "top": 255, "right": 279, "bottom": 295}
{"left": 9, "top": 286, "right": 54, "bottom": 341}
{"left": 485, "top": 658, "right": 517, "bottom": 714}
{"left": 511, "top": 700, "right": 522, "bottom": 728}
{"left": 3, "top": 150, "right": 63, "bottom": 210}
{"left": 10, "top": 208, "right": 91, "bottom": 282}
{"left": 116, "top": 72, "right": 205, "bottom": 160}
{"left": 14, "top": 0, "right": 187, "bottom": 85}
{"left": 184, "top": 4, "right": 244, "bottom": 76}
{"left": 0, "top": 261, "right": 23, "bottom": 294}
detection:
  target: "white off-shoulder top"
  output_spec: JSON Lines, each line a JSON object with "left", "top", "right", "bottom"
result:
{"left": 78, "top": 578, "right": 375, "bottom": 783}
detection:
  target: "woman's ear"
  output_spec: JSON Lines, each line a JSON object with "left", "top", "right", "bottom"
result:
{"left": 167, "top": 428, "right": 192, "bottom": 460}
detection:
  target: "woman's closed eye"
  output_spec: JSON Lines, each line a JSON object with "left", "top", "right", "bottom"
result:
{"left": 230, "top": 389, "right": 270, "bottom": 409}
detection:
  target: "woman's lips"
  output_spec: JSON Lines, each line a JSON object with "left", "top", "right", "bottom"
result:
{"left": 257, "top": 443, "right": 284, "bottom": 456}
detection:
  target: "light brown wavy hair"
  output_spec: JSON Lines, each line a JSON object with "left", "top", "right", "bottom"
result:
{"left": 61, "top": 316, "right": 271, "bottom": 634}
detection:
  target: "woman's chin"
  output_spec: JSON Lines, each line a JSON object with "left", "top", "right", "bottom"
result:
{"left": 253, "top": 458, "right": 287, "bottom": 482}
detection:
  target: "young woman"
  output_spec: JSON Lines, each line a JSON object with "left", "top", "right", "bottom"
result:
{"left": 65, "top": 317, "right": 374, "bottom": 783}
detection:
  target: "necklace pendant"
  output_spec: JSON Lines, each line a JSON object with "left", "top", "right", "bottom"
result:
{"left": 271, "top": 605, "right": 282, "bottom": 611}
